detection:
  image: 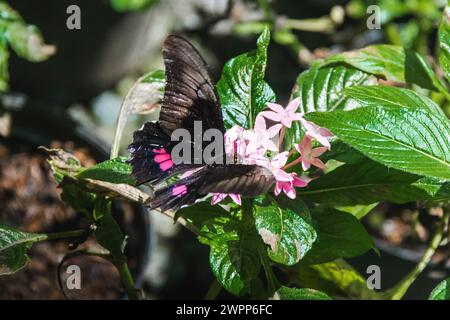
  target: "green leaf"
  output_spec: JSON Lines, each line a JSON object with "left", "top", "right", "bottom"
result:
{"left": 305, "top": 106, "right": 450, "bottom": 180}
{"left": 429, "top": 278, "right": 450, "bottom": 300}
{"left": 439, "top": 6, "right": 450, "bottom": 82}
{"left": 0, "top": 43, "right": 9, "bottom": 91}
{"left": 191, "top": 203, "right": 265, "bottom": 297}
{"left": 217, "top": 27, "right": 275, "bottom": 129}
{"left": 303, "top": 209, "right": 375, "bottom": 265}
{"left": 253, "top": 204, "right": 316, "bottom": 266}
{"left": 334, "top": 203, "right": 378, "bottom": 220}
{"left": 111, "top": 69, "right": 165, "bottom": 158}
{"left": 7, "top": 22, "right": 55, "bottom": 62}
{"left": 288, "top": 259, "right": 376, "bottom": 299}
{"left": 0, "top": 225, "right": 44, "bottom": 275}
{"left": 275, "top": 286, "right": 332, "bottom": 300}
{"left": 77, "top": 157, "right": 135, "bottom": 184}
{"left": 60, "top": 184, "right": 96, "bottom": 215}
{"left": 176, "top": 201, "right": 229, "bottom": 228}
{"left": 297, "top": 160, "right": 450, "bottom": 206}
{"left": 93, "top": 196, "right": 111, "bottom": 222}
{"left": 321, "top": 140, "right": 366, "bottom": 165}
{"left": 200, "top": 216, "right": 262, "bottom": 296}
{"left": 110, "top": 0, "right": 158, "bottom": 11}
{"left": 292, "top": 65, "right": 377, "bottom": 114}
{"left": 324, "top": 45, "right": 444, "bottom": 91}
{"left": 285, "top": 64, "right": 376, "bottom": 150}
{"left": 94, "top": 199, "right": 126, "bottom": 260}
{"left": 345, "top": 86, "right": 446, "bottom": 116}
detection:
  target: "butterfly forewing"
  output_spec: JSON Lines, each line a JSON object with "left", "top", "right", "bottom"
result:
{"left": 160, "top": 35, "right": 225, "bottom": 136}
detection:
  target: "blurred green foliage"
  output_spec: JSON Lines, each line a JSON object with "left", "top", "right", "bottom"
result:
{"left": 110, "top": 0, "right": 158, "bottom": 12}
{"left": 0, "top": 1, "right": 54, "bottom": 92}
{"left": 347, "top": 0, "right": 447, "bottom": 53}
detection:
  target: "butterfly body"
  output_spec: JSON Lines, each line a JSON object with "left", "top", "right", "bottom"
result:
{"left": 128, "top": 35, "right": 275, "bottom": 212}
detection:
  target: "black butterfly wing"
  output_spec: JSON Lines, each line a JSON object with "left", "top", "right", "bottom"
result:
{"left": 129, "top": 35, "right": 225, "bottom": 184}
{"left": 129, "top": 35, "right": 275, "bottom": 210}
{"left": 160, "top": 35, "right": 225, "bottom": 136}
{"left": 198, "top": 165, "right": 274, "bottom": 196}
{"left": 148, "top": 164, "right": 275, "bottom": 212}
{"left": 128, "top": 122, "right": 200, "bottom": 185}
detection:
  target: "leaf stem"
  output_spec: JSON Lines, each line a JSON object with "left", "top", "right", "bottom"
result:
{"left": 42, "top": 229, "right": 86, "bottom": 241}
{"left": 116, "top": 259, "right": 139, "bottom": 300}
{"left": 381, "top": 208, "right": 449, "bottom": 300}
{"left": 204, "top": 279, "right": 222, "bottom": 300}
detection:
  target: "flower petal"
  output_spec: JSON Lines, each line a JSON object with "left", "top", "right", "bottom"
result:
{"left": 267, "top": 124, "right": 283, "bottom": 137}
{"left": 298, "top": 136, "right": 312, "bottom": 155}
{"left": 261, "top": 110, "right": 282, "bottom": 122}
{"left": 265, "top": 139, "right": 279, "bottom": 152}
{"left": 254, "top": 114, "right": 267, "bottom": 130}
{"left": 310, "top": 158, "right": 326, "bottom": 169}
{"left": 283, "top": 182, "right": 296, "bottom": 199}
{"left": 274, "top": 168, "right": 293, "bottom": 182}
{"left": 311, "top": 147, "right": 328, "bottom": 157}
{"left": 266, "top": 102, "right": 286, "bottom": 114}
{"left": 245, "top": 141, "right": 261, "bottom": 155}
{"left": 293, "top": 176, "right": 308, "bottom": 187}
{"left": 271, "top": 151, "right": 289, "bottom": 167}
{"left": 313, "top": 135, "right": 331, "bottom": 149}
{"left": 211, "top": 193, "right": 225, "bottom": 205}
{"left": 274, "top": 181, "right": 282, "bottom": 196}
{"left": 301, "top": 158, "right": 311, "bottom": 171}
{"left": 230, "top": 194, "right": 242, "bottom": 205}
{"left": 285, "top": 97, "right": 301, "bottom": 113}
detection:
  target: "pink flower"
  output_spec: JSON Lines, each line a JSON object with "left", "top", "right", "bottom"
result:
{"left": 300, "top": 118, "right": 333, "bottom": 149}
{"left": 244, "top": 114, "right": 282, "bottom": 155}
{"left": 274, "top": 173, "right": 309, "bottom": 199}
{"left": 244, "top": 147, "right": 268, "bottom": 166}
{"left": 262, "top": 98, "right": 303, "bottom": 128}
{"left": 295, "top": 136, "right": 327, "bottom": 171}
{"left": 211, "top": 193, "right": 241, "bottom": 205}
{"left": 263, "top": 152, "right": 292, "bottom": 182}
{"left": 224, "top": 125, "right": 247, "bottom": 164}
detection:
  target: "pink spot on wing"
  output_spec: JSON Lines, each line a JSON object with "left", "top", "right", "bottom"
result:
{"left": 152, "top": 148, "right": 166, "bottom": 154}
{"left": 154, "top": 153, "right": 171, "bottom": 163}
{"left": 159, "top": 160, "right": 174, "bottom": 171}
{"left": 172, "top": 185, "right": 187, "bottom": 196}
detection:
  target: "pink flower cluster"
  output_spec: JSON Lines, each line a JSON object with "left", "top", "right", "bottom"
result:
{"left": 212, "top": 98, "right": 333, "bottom": 205}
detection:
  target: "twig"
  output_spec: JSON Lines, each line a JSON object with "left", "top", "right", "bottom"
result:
{"left": 380, "top": 208, "right": 450, "bottom": 300}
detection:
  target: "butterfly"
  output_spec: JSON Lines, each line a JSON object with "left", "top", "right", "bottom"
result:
{"left": 128, "top": 35, "right": 275, "bottom": 212}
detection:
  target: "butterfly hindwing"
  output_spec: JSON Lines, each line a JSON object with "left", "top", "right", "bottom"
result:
{"left": 147, "top": 165, "right": 274, "bottom": 212}
{"left": 128, "top": 122, "right": 198, "bottom": 185}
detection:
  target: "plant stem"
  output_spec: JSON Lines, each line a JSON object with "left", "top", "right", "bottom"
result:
{"left": 259, "top": 245, "right": 280, "bottom": 295}
{"left": 282, "top": 156, "right": 302, "bottom": 170}
{"left": 42, "top": 229, "right": 86, "bottom": 241}
{"left": 381, "top": 209, "right": 449, "bottom": 300}
{"left": 204, "top": 279, "right": 222, "bottom": 300}
{"left": 116, "top": 259, "right": 139, "bottom": 300}
{"left": 278, "top": 126, "right": 286, "bottom": 150}
{"left": 282, "top": 17, "right": 336, "bottom": 33}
